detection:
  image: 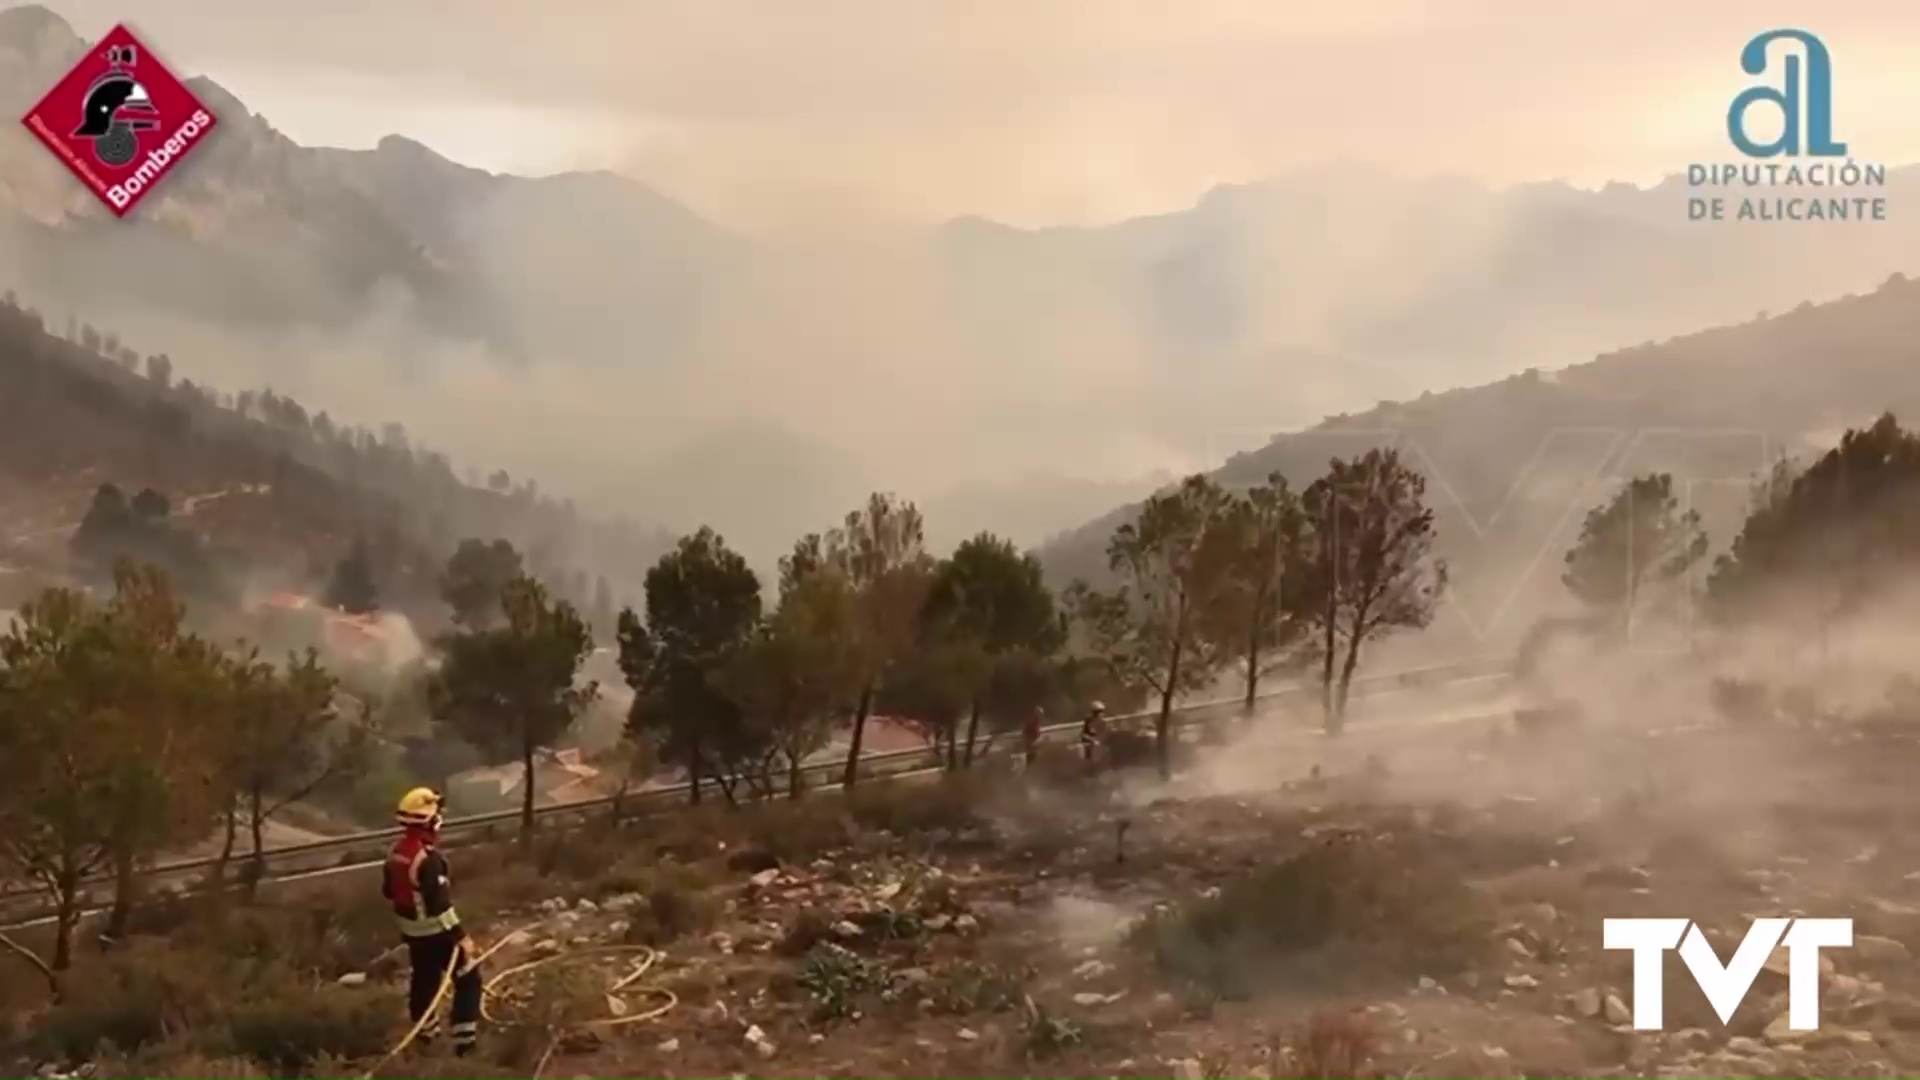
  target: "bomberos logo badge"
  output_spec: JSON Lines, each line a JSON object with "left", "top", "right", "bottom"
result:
{"left": 19, "top": 23, "right": 217, "bottom": 218}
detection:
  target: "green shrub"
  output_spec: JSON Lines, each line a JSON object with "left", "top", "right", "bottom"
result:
{"left": 34, "top": 942, "right": 230, "bottom": 1059}
{"left": 796, "top": 942, "right": 893, "bottom": 1022}
{"left": 924, "top": 959, "right": 1028, "bottom": 1015}
{"left": 218, "top": 985, "right": 393, "bottom": 1072}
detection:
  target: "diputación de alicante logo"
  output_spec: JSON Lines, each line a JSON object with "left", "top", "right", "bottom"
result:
{"left": 19, "top": 23, "right": 217, "bottom": 218}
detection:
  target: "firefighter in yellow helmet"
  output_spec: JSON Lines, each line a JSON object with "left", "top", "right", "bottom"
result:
{"left": 382, "top": 788, "right": 482, "bottom": 1056}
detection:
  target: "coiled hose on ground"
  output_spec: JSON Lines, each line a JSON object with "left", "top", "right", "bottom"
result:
{"left": 359, "top": 922, "right": 679, "bottom": 1080}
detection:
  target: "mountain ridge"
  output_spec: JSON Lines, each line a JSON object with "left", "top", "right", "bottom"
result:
{"left": 1034, "top": 270, "right": 1920, "bottom": 659}
{"left": 8, "top": 2, "right": 1920, "bottom": 563}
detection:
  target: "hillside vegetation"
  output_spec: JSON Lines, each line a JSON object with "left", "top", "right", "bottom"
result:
{"left": 13, "top": 3, "right": 1920, "bottom": 562}
{"left": 7, "top": 397, "right": 1920, "bottom": 1077}
{"left": 0, "top": 292, "right": 671, "bottom": 619}
{"left": 1040, "top": 269, "right": 1920, "bottom": 650}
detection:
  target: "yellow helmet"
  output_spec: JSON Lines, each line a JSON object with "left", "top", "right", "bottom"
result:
{"left": 395, "top": 787, "right": 444, "bottom": 829}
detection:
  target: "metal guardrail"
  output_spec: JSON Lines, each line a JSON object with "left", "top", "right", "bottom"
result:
{"left": 0, "top": 654, "right": 1516, "bottom": 918}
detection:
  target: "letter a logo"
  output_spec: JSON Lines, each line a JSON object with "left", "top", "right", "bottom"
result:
{"left": 1727, "top": 29, "right": 1847, "bottom": 159}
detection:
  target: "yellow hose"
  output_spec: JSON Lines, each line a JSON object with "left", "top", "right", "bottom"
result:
{"left": 359, "top": 925, "right": 678, "bottom": 1080}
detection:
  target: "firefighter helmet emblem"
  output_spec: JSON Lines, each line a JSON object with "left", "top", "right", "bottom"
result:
{"left": 72, "top": 45, "right": 158, "bottom": 167}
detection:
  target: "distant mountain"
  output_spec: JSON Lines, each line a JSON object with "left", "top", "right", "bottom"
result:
{"left": 7, "top": 3, "right": 1920, "bottom": 565}
{"left": 936, "top": 166, "right": 1920, "bottom": 412}
{"left": 1037, "top": 272, "right": 1920, "bottom": 654}
{"left": 0, "top": 7, "right": 743, "bottom": 366}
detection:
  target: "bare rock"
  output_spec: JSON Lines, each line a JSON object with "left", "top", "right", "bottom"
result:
{"left": 749, "top": 868, "right": 780, "bottom": 888}
{"left": 1571, "top": 987, "right": 1601, "bottom": 1018}
{"left": 1762, "top": 1011, "right": 1802, "bottom": 1044}
{"left": 1604, "top": 993, "right": 1632, "bottom": 1026}
{"left": 336, "top": 971, "right": 369, "bottom": 987}
{"left": 1169, "top": 1059, "right": 1204, "bottom": 1080}
{"left": 743, "top": 1024, "right": 777, "bottom": 1058}
{"left": 1503, "top": 973, "right": 1539, "bottom": 990}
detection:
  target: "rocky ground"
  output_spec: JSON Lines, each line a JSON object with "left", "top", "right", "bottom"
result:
{"left": 9, "top": 708, "right": 1920, "bottom": 1079}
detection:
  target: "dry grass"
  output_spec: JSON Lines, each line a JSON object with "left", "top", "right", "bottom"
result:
{"left": 25, "top": 937, "right": 393, "bottom": 1069}
{"left": 1284, "top": 1010, "right": 1386, "bottom": 1080}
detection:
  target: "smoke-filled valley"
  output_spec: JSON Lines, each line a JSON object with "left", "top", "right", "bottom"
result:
{"left": 13, "top": 5, "right": 1920, "bottom": 1079}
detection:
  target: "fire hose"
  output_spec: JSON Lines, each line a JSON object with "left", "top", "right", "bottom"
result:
{"left": 360, "top": 922, "right": 679, "bottom": 1080}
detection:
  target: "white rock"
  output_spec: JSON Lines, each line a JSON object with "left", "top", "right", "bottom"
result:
{"left": 1169, "top": 1059, "right": 1203, "bottom": 1080}
{"left": 924, "top": 914, "right": 952, "bottom": 931}
{"left": 657, "top": 1038, "right": 680, "bottom": 1052}
{"left": 1503, "top": 973, "right": 1539, "bottom": 990}
{"left": 1073, "top": 959, "right": 1114, "bottom": 980}
{"left": 1073, "top": 992, "right": 1106, "bottom": 1006}
{"left": 1571, "top": 987, "right": 1601, "bottom": 1017}
{"left": 336, "top": 971, "right": 369, "bottom": 987}
{"left": 953, "top": 914, "right": 979, "bottom": 933}
{"left": 832, "top": 920, "right": 863, "bottom": 939}
{"left": 575, "top": 898, "right": 599, "bottom": 913}
{"left": 744, "top": 1024, "right": 777, "bottom": 1058}
{"left": 957, "top": 1028, "right": 979, "bottom": 1041}
{"left": 875, "top": 881, "right": 903, "bottom": 901}
{"left": 1762, "top": 1011, "right": 1801, "bottom": 1044}
{"left": 1505, "top": 937, "right": 1535, "bottom": 960}
{"left": 750, "top": 868, "right": 780, "bottom": 887}
{"left": 1604, "top": 994, "right": 1632, "bottom": 1026}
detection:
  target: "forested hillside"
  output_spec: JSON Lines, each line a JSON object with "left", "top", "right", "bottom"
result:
{"left": 0, "top": 292, "right": 671, "bottom": 621}
{"left": 1041, "top": 270, "right": 1920, "bottom": 650}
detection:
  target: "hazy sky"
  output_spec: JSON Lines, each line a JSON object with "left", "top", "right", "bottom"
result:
{"left": 35, "top": 0, "right": 1920, "bottom": 226}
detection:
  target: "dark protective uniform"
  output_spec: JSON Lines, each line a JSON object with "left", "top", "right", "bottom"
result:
{"left": 1079, "top": 711, "right": 1105, "bottom": 764}
{"left": 382, "top": 829, "right": 483, "bottom": 1055}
